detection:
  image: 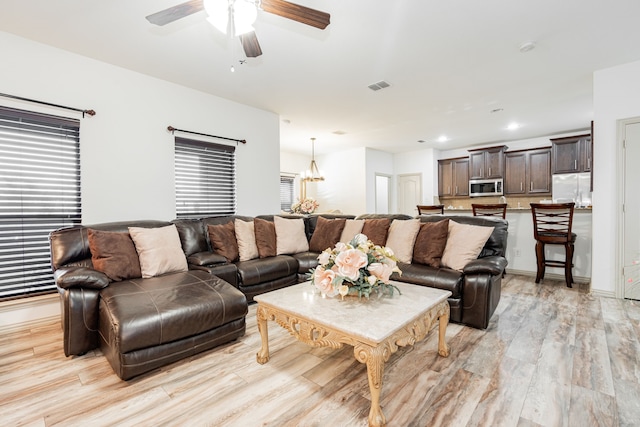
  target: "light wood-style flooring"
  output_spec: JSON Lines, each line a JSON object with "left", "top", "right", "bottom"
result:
{"left": 2, "top": 274, "right": 640, "bottom": 426}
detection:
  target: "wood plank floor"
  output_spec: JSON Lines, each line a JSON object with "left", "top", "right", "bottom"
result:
{"left": 2, "top": 274, "right": 640, "bottom": 426}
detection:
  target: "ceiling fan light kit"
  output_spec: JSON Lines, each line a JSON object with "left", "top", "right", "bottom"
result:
{"left": 204, "top": 0, "right": 258, "bottom": 36}
{"left": 146, "top": 0, "right": 330, "bottom": 59}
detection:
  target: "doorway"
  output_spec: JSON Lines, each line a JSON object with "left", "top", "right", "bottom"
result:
{"left": 375, "top": 174, "right": 391, "bottom": 214}
{"left": 620, "top": 118, "right": 640, "bottom": 300}
{"left": 397, "top": 173, "right": 422, "bottom": 216}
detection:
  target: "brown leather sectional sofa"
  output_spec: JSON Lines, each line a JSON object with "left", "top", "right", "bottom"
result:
{"left": 49, "top": 213, "right": 507, "bottom": 380}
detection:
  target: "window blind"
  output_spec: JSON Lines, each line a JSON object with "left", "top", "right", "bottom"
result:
{"left": 0, "top": 106, "right": 81, "bottom": 301}
{"left": 280, "top": 175, "right": 295, "bottom": 211}
{"left": 175, "top": 137, "right": 236, "bottom": 218}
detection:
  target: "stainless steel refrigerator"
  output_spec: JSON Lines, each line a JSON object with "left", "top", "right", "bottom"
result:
{"left": 552, "top": 172, "right": 592, "bottom": 207}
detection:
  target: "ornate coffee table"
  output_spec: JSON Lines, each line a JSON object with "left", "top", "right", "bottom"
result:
{"left": 254, "top": 281, "right": 452, "bottom": 427}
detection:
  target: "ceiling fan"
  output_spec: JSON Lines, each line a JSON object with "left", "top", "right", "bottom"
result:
{"left": 145, "top": 0, "right": 331, "bottom": 58}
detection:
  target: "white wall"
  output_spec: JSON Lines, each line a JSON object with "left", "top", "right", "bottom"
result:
{"left": 0, "top": 31, "right": 280, "bottom": 328}
{"left": 593, "top": 59, "right": 640, "bottom": 296}
{"left": 312, "top": 148, "right": 367, "bottom": 214}
{"left": 394, "top": 148, "right": 438, "bottom": 208}
{"left": 0, "top": 31, "right": 280, "bottom": 223}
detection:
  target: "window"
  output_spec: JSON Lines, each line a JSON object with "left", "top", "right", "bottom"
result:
{"left": 175, "top": 137, "right": 236, "bottom": 218}
{"left": 280, "top": 174, "right": 295, "bottom": 212}
{"left": 0, "top": 106, "right": 81, "bottom": 301}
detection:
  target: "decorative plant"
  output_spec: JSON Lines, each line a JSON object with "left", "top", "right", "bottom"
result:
{"left": 310, "top": 233, "right": 402, "bottom": 299}
{"left": 291, "top": 197, "right": 319, "bottom": 214}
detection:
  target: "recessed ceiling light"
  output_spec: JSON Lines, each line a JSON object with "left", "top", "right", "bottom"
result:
{"left": 507, "top": 122, "right": 520, "bottom": 130}
{"left": 332, "top": 130, "right": 346, "bottom": 135}
{"left": 519, "top": 41, "right": 536, "bottom": 53}
{"left": 437, "top": 135, "right": 449, "bottom": 143}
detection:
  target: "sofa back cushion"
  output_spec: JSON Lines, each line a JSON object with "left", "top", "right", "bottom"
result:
{"left": 412, "top": 219, "right": 449, "bottom": 268}
{"left": 309, "top": 216, "right": 346, "bottom": 252}
{"left": 207, "top": 222, "right": 239, "bottom": 263}
{"left": 385, "top": 219, "right": 421, "bottom": 263}
{"left": 254, "top": 218, "right": 277, "bottom": 258}
{"left": 361, "top": 218, "right": 391, "bottom": 246}
{"left": 441, "top": 220, "right": 494, "bottom": 271}
{"left": 235, "top": 219, "right": 259, "bottom": 261}
{"left": 418, "top": 215, "right": 508, "bottom": 258}
{"left": 274, "top": 216, "right": 309, "bottom": 255}
{"left": 339, "top": 219, "right": 365, "bottom": 243}
{"left": 87, "top": 229, "right": 141, "bottom": 281}
{"left": 129, "top": 225, "right": 188, "bottom": 278}
{"left": 172, "top": 218, "right": 207, "bottom": 256}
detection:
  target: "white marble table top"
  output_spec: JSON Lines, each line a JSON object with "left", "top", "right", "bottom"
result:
{"left": 254, "top": 282, "right": 451, "bottom": 344}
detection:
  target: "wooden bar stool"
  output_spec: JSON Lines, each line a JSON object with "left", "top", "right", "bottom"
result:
{"left": 472, "top": 203, "right": 507, "bottom": 219}
{"left": 530, "top": 203, "right": 576, "bottom": 287}
{"left": 417, "top": 204, "right": 444, "bottom": 215}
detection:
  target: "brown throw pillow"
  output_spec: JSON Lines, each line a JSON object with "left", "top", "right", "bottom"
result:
{"left": 254, "top": 218, "right": 277, "bottom": 258}
{"left": 412, "top": 219, "right": 450, "bottom": 268}
{"left": 87, "top": 229, "right": 141, "bottom": 282}
{"left": 361, "top": 218, "right": 391, "bottom": 246}
{"left": 309, "top": 217, "right": 347, "bottom": 252}
{"left": 207, "top": 222, "right": 239, "bottom": 263}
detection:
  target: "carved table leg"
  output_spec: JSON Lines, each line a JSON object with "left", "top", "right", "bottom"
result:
{"left": 438, "top": 307, "right": 450, "bottom": 358}
{"left": 256, "top": 305, "right": 270, "bottom": 364}
{"left": 355, "top": 344, "right": 390, "bottom": 427}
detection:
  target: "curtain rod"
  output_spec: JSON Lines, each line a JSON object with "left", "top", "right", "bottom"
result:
{"left": 167, "top": 126, "right": 246, "bottom": 145}
{"left": 0, "top": 92, "right": 96, "bottom": 118}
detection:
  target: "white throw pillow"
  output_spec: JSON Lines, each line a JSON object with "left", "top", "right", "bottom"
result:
{"left": 128, "top": 224, "right": 188, "bottom": 278}
{"left": 441, "top": 221, "right": 494, "bottom": 272}
{"left": 384, "top": 219, "right": 421, "bottom": 263}
{"left": 274, "top": 216, "right": 309, "bottom": 255}
{"left": 339, "top": 219, "right": 365, "bottom": 243}
{"left": 235, "top": 219, "right": 259, "bottom": 261}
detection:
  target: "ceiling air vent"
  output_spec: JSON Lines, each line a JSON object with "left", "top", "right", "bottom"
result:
{"left": 368, "top": 80, "right": 391, "bottom": 91}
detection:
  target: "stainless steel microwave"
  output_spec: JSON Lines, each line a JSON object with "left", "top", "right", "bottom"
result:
{"left": 469, "top": 178, "right": 503, "bottom": 197}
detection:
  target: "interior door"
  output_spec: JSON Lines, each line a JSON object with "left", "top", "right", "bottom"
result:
{"left": 397, "top": 174, "right": 421, "bottom": 216}
{"left": 623, "top": 121, "right": 640, "bottom": 300}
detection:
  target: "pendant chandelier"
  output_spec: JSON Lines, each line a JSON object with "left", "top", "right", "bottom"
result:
{"left": 301, "top": 137, "right": 324, "bottom": 182}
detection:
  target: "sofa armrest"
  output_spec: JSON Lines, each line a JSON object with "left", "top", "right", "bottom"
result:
{"left": 188, "top": 251, "right": 228, "bottom": 266}
{"left": 54, "top": 267, "right": 110, "bottom": 290}
{"left": 463, "top": 256, "right": 507, "bottom": 276}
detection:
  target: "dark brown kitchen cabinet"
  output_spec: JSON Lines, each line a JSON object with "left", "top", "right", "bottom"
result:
{"left": 504, "top": 148, "right": 551, "bottom": 195}
{"left": 551, "top": 134, "right": 592, "bottom": 174}
{"left": 468, "top": 146, "right": 507, "bottom": 179}
{"left": 438, "top": 157, "right": 469, "bottom": 197}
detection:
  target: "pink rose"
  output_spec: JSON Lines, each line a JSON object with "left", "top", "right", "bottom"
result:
{"left": 334, "top": 248, "right": 368, "bottom": 281}
{"left": 314, "top": 267, "right": 337, "bottom": 296}
{"left": 368, "top": 262, "right": 394, "bottom": 284}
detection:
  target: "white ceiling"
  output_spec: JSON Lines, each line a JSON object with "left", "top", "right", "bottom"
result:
{"left": 2, "top": 0, "right": 640, "bottom": 155}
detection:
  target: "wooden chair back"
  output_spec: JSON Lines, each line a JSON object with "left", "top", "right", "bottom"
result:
{"left": 417, "top": 204, "right": 444, "bottom": 215}
{"left": 471, "top": 203, "right": 507, "bottom": 219}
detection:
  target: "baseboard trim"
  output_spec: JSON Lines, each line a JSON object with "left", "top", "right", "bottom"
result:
{"left": 590, "top": 289, "right": 616, "bottom": 298}
{"left": 0, "top": 293, "right": 60, "bottom": 333}
{"left": 505, "top": 269, "right": 591, "bottom": 285}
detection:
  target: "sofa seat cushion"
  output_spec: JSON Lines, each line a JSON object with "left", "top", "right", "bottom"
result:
{"left": 235, "top": 255, "right": 298, "bottom": 287}
{"left": 392, "top": 262, "right": 463, "bottom": 299}
{"left": 292, "top": 251, "right": 320, "bottom": 275}
{"left": 99, "top": 270, "right": 247, "bottom": 354}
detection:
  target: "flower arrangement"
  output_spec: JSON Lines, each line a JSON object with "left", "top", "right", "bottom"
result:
{"left": 310, "top": 234, "right": 402, "bottom": 299}
{"left": 291, "top": 197, "right": 319, "bottom": 214}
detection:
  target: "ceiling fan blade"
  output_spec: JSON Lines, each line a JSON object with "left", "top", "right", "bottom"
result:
{"left": 261, "top": 0, "right": 330, "bottom": 30}
{"left": 145, "top": 0, "right": 204, "bottom": 26}
{"left": 240, "top": 32, "right": 263, "bottom": 57}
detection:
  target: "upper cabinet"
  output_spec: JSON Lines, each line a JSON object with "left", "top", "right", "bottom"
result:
{"left": 504, "top": 148, "right": 551, "bottom": 195}
{"left": 468, "top": 146, "right": 507, "bottom": 179}
{"left": 551, "top": 134, "right": 592, "bottom": 174}
{"left": 438, "top": 157, "right": 469, "bottom": 198}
